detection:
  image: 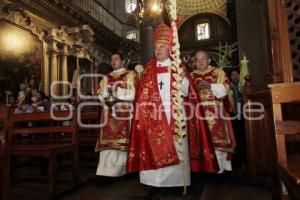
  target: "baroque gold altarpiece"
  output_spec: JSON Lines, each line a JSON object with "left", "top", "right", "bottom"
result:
{"left": 0, "top": 8, "right": 101, "bottom": 97}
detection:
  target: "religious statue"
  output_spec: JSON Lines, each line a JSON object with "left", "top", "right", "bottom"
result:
{"left": 18, "top": 83, "right": 26, "bottom": 106}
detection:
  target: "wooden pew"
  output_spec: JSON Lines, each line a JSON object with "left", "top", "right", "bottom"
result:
{"left": 8, "top": 110, "right": 78, "bottom": 198}
{"left": 0, "top": 106, "right": 10, "bottom": 200}
{"left": 77, "top": 110, "right": 100, "bottom": 172}
{"left": 78, "top": 111, "right": 100, "bottom": 147}
{"left": 269, "top": 82, "right": 300, "bottom": 200}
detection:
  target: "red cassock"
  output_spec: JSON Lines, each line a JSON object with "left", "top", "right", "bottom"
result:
{"left": 127, "top": 58, "right": 219, "bottom": 173}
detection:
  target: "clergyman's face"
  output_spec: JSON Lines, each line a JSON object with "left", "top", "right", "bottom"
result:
{"left": 189, "top": 56, "right": 196, "bottom": 70}
{"left": 231, "top": 71, "right": 240, "bottom": 83}
{"left": 154, "top": 43, "right": 169, "bottom": 62}
{"left": 111, "top": 54, "right": 124, "bottom": 70}
{"left": 195, "top": 51, "right": 211, "bottom": 71}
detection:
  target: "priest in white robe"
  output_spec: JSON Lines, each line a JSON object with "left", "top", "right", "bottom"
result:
{"left": 95, "top": 52, "right": 136, "bottom": 177}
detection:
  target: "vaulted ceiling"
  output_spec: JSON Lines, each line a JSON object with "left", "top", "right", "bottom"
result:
{"left": 176, "top": 0, "right": 227, "bottom": 19}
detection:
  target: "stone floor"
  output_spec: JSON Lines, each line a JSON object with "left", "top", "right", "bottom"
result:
{"left": 10, "top": 154, "right": 273, "bottom": 200}
{"left": 55, "top": 173, "right": 273, "bottom": 200}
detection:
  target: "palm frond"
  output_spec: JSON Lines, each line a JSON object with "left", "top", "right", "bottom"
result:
{"left": 212, "top": 42, "right": 238, "bottom": 68}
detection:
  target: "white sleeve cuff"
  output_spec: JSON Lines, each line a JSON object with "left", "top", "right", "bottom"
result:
{"left": 97, "top": 92, "right": 106, "bottom": 103}
{"left": 211, "top": 83, "right": 227, "bottom": 99}
{"left": 97, "top": 90, "right": 107, "bottom": 103}
{"left": 116, "top": 87, "right": 135, "bottom": 101}
{"left": 181, "top": 77, "right": 189, "bottom": 97}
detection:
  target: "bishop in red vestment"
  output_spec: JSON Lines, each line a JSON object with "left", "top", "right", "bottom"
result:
{"left": 127, "top": 24, "right": 218, "bottom": 187}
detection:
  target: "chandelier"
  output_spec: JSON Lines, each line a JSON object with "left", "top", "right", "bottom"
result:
{"left": 139, "top": 0, "right": 164, "bottom": 19}
{"left": 125, "top": 0, "right": 164, "bottom": 27}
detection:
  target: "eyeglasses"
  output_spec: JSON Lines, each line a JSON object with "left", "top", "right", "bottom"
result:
{"left": 195, "top": 57, "right": 209, "bottom": 62}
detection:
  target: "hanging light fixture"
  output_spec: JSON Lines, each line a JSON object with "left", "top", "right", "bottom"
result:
{"left": 125, "top": 0, "right": 164, "bottom": 27}
{"left": 140, "top": 0, "right": 163, "bottom": 18}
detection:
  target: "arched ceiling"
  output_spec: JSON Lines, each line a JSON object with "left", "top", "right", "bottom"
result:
{"left": 175, "top": 0, "right": 227, "bottom": 19}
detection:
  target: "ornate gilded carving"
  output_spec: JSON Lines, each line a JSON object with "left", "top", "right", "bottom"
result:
{"left": 0, "top": 7, "right": 47, "bottom": 95}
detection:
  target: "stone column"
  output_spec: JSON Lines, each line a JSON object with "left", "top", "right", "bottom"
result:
{"left": 74, "top": 55, "right": 80, "bottom": 95}
{"left": 43, "top": 42, "right": 50, "bottom": 96}
{"left": 91, "top": 56, "right": 96, "bottom": 95}
{"left": 49, "top": 42, "right": 58, "bottom": 97}
{"left": 140, "top": 8, "right": 162, "bottom": 65}
{"left": 140, "top": 24, "right": 154, "bottom": 65}
{"left": 61, "top": 45, "right": 69, "bottom": 96}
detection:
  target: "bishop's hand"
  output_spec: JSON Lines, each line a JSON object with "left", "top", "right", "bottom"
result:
{"left": 197, "top": 80, "right": 211, "bottom": 90}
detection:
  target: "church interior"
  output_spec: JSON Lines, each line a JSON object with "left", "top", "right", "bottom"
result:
{"left": 0, "top": 0, "right": 300, "bottom": 199}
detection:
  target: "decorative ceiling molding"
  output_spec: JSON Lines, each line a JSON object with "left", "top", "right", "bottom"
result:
{"left": 0, "top": 5, "right": 97, "bottom": 59}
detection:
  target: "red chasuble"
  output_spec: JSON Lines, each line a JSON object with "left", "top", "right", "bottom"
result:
{"left": 127, "top": 58, "right": 219, "bottom": 173}
{"left": 95, "top": 70, "right": 133, "bottom": 152}
{"left": 190, "top": 67, "right": 236, "bottom": 153}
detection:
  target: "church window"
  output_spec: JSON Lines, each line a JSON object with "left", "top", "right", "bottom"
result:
{"left": 196, "top": 23, "right": 210, "bottom": 40}
{"left": 126, "top": 30, "right": 138, "bottom": 41}
{"left": 125, "top": 0, "right": 137, "bottom": 13}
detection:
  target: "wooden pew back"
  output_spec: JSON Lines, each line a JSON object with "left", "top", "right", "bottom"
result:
{"left": 269, "top": 82, "right": 300, "bottom": 200}
{"left": 9, "top": 110, "right": 77, "bottom": 147}
{"left": 0, "top": 106, "right": 10, "bottom": 200}
{"left": 0, "top": 107, "right": 9, "bottom": 156}
{"left": 8, "top": 110, "right": 78, "bottom": 197}
{"left": 78, "top": 111, "right": 100, "bottom": 146}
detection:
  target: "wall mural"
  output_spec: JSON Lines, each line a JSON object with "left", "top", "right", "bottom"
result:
{"left": 0, "top": 20, "right": 42, "bottom": 101}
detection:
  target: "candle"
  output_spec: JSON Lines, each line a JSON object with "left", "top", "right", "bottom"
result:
{"left": 239, "top": 55, "right": 249, "bottom": 91}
